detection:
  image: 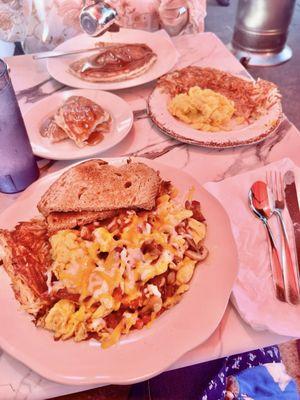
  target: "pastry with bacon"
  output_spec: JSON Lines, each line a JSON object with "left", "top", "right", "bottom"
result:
{"left": 40, "top": 96, "right": 111, "bottom": 147}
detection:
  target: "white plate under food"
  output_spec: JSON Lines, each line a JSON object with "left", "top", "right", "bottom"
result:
{"left": 0, "top": 157, "right": 238, "bottom": 385}
{"left": 148, "top": 84, "right": 283, "bottom": 148}
{"left": 47, "top": 29, "right": 178, "bottom": 91}
{"left": 23, "top": 89, "right": 133, "bottom": 160}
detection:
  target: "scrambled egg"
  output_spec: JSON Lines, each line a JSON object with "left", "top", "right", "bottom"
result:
{"left": 42, "top": 187, "right": 207, "bottom": 348}
{"left": 168, "top": 86, "right": 235, "bottom": 132}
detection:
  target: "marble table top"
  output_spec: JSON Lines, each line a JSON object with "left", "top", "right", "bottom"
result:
{"left": 1, "top": 32, "right": 298, "bottom": 399}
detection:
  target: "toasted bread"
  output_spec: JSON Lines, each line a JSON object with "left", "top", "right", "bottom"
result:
{"left": 0, "top": 220, "right": 50, "bottom": 316}
{"left": 37, "top": 160, "right": 161, "bottom": 216}
{"left": 47, "top": 210, "right": 117, "bottom": 231}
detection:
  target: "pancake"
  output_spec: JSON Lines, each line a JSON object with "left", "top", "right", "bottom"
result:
{"left": 69, "top": 43, "right": 157, "bottom": 83}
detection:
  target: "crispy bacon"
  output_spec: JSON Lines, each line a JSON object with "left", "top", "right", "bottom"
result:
{"left": 149, "top": 271, "right": 178, "bottom": 302}
{"left": 133, "top": 313, "right": 152, "bottom": 330}
{"left": 133, "top": 319, "right": 144, "bottom": 330}
{"left": 50, "top": 289, "right": 80, "bottom": 303}
{"left": 160, "top": 284, "right": 178, "bottom": 302}
{"left": 112, "top": 287, "right": 123, "bottom": 302}
{"left": 104, "top": 308, "right": 125, "bottom": 329}
{"left": 80, "top": 225, "right": 94, "bottom": 241}
{"left": 149, "top": 273, "right": 167, "bottom": 288}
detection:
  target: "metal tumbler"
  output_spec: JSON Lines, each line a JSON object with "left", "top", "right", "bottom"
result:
{"left": 80, "top": 1, "right": 118, "bottom": 36}
{"left": 0, "top": 59, "right": 39, "bottom": 194}
{"left": 229, "top": 0, "right": 296, "bottom": 66}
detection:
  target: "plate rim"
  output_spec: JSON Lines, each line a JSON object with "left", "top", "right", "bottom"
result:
{"left": 46, "top": 29, "right": 179, "bottom": 91}
{"left": 0, "top": 157, "right": 238, "bottom": 385}
{"left": 23, "top": 89, "right": 134, "bottom": 160}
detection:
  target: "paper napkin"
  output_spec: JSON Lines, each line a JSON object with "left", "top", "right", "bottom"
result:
{"left": 204, "top": 158, "right": 300, "bottom": 337}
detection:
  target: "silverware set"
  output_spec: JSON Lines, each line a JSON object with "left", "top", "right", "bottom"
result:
{"left": 249, "top": 170, "right": 300, "bottom": 304}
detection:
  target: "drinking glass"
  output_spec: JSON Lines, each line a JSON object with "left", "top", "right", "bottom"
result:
{"left": 0, "top": 59, "right": 39, "bottom": 193}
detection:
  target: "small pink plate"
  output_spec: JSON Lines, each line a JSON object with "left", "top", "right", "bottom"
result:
{"left": 0, "top": 157, "right": 238, "bottom": 385}
{"left": 24, "top": 89, "right": 133, "bottom": 160}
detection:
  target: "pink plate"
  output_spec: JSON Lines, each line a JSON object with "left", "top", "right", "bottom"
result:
{"left": 148, "top": 82, "right": 283, "bottom": 149}
{"left": 0, "top": 157, "right": 238, "bottom": 385}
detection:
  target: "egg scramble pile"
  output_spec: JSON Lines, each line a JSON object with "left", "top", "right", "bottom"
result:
{"left": 40, "top": 185, "right": 208, "bottom": 348}
{"left": 168, "top": 86, "right": 235, "bottom": 132}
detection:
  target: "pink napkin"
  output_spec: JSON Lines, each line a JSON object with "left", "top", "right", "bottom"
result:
{"left": 204, "top": 158, "right": 300, "bottom": 337}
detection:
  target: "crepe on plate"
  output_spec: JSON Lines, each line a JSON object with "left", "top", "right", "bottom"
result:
{"left": 0, "top": 159, "right": 208, "bottom": 348}
{"left": 69, "top": 43, "right": 157, "bottom": 83}
{"left": 40, "top": 96, "right": 111, "bottom": 147}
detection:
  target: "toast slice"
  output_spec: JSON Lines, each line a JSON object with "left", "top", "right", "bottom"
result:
{"left": 37, "top": 160, "right": 161, "bottom": 216}
{"left": 47, "top": 210, "right": 117, "bottom": 231}
{"left": 0, "top": 220, "right": 50, "bottom": 316}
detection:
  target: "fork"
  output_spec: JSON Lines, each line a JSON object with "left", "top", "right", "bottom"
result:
{"left": 133, "top": 108, "right": 149, "bottom": 120}
{"left": 266, "top": 171, "right": 300, "bottom": 304}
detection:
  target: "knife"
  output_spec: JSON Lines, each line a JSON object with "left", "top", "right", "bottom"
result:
{"left": 284, "top": 170, "right": 300, "bottom": 275}
{"left": 32, "top": 47, "right": 101, "bottom": 60}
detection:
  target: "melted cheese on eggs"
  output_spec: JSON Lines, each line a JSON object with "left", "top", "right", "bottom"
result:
{"left": 44, "top": 189, "right": 207, "bottom": 348}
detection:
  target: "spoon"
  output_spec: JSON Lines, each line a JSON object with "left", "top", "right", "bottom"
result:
{"left": 249, "top": 181, "right": 286, "bottom": 302}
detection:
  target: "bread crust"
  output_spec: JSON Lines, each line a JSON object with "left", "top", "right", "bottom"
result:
{"left": 37, "top": 160, "right": 161, "bottom": 216}
{"left": 47, "top": 210, "right": 117, "bottom": 231}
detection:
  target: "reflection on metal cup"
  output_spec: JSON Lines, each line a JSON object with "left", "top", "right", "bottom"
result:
{"left": 229, "top": 0, "right": 296, "bottom": 66}
{"left": 80, "top": 1, "right": 118, "bottom": 37}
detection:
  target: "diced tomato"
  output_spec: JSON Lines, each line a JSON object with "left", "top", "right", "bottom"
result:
{"left": 113, "top": 287, "right": 123, "bottom": 302}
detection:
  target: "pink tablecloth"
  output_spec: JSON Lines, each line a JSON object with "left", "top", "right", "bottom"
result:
{"left": 0, "top": 32, "right": 298, "bottom": 399}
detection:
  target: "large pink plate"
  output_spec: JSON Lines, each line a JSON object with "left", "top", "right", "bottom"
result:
{"left": 148, "top": 83, "right": 283, "bottom": 149}
{"left": 0, "top": 157, "right": 238, "bottom": 385}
